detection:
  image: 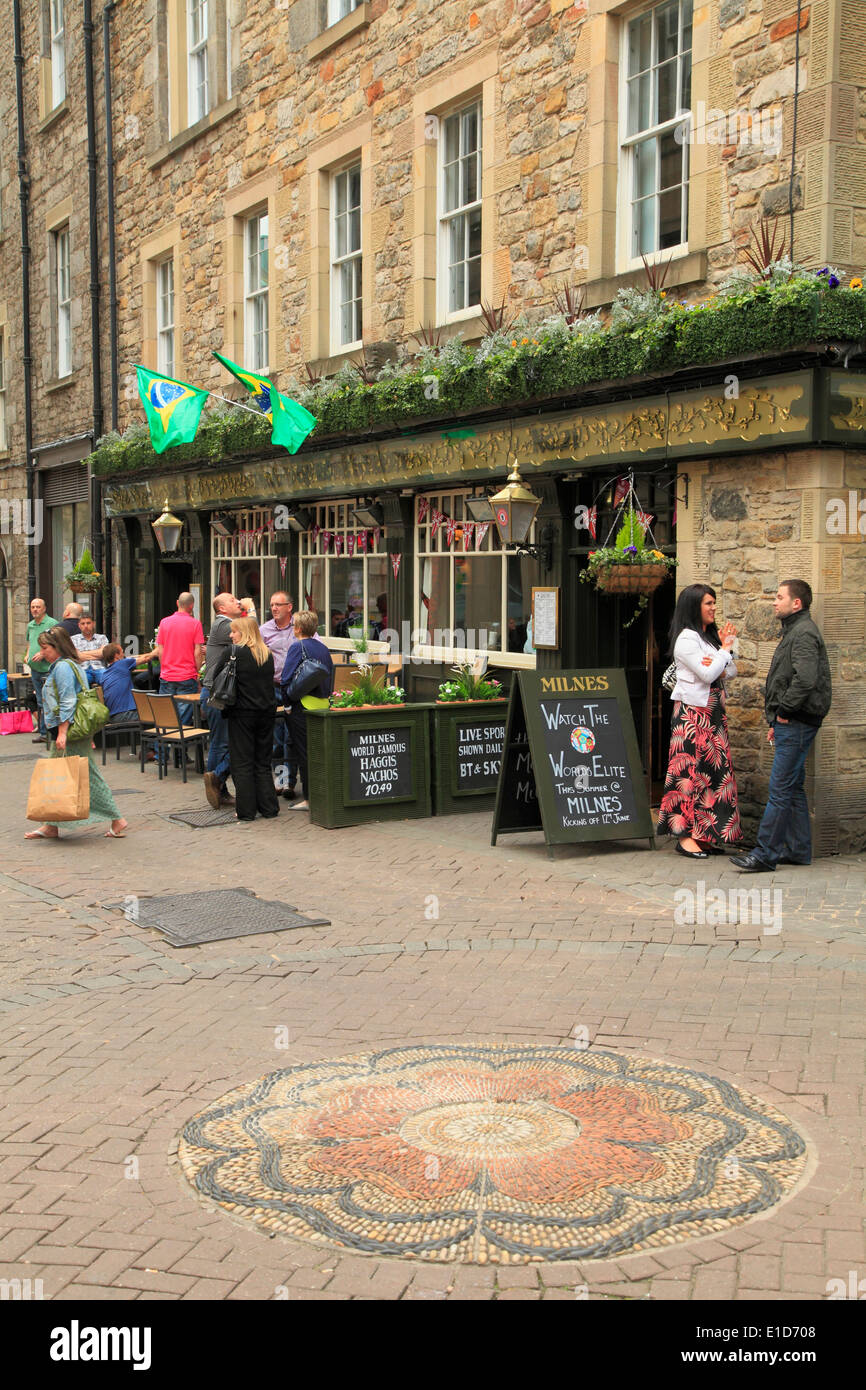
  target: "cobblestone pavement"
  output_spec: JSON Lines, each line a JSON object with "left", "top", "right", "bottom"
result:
{"left": 1, "top": 742, "right": 864, "bottom": 1301}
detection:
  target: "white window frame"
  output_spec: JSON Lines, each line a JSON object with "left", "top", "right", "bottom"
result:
{"left": 50, "top": 0, "right": 66, "bottom": 108}
{"left": 187, "top": 0, "right": 210, "bottom": 125}
{"left": 330, "top": 164, "right": 363, "bottom": 354}
{"left": 55, "top": 227, "right": 71, "bottom": 379}
{"left": 0, "top": 332, "right": 6, "bottom": 451}
{"left": 618, "top": 0, "right": 692, "bottom": 271}
{"left": 157, "top": 258, "right": 175, "bottom": 378}
{"left": 327, "top": 0, "right": 359, "bottom": 26}
{"left": 437, "top": 102, "right": 482, "bottom": 324}
{"left": 414, "top": 490, "right": 538, "bottom": 667}
{"left": 244, "top": 211, "right": 269, "bottom": 372}
{"left": 299, "top": 502, "right": 389, "bottom": 647}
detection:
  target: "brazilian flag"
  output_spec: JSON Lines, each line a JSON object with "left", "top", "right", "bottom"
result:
{"left": 213, "top": 350, "right": 316, "bottom": 454}
{"left": 136, "top": 367, "right": 208, "bottom": 454}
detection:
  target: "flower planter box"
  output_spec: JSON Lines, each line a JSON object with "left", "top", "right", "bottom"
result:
{"left": 594, "top": 564, "right": 669, "bottom": 596}
{"left": 432, "top": 700, "right": 509, "bottom": 816}
{"left": 306, "top": 704, "right": 434, "bottom": 829}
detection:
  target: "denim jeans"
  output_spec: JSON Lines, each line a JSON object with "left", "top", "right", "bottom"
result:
{"left": 200, "top": 687, "right": 230, "bottom": 789}
{"left": 31, "top": 669, "right": 48, "bottom": 735}
{"left": 754, "top": 718, "right": 820, "bottom": 865}
{"left": 158, "top": 678, "right": 198, "bottom": 727}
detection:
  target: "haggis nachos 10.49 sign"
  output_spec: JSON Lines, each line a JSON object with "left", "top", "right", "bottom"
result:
{"left": 491, "top": 669, "right": 654, "bottom": 852}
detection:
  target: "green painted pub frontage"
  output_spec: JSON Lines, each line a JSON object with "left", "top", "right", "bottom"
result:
{"left": 98, "top": 358, "right": 866, "bottom": 854}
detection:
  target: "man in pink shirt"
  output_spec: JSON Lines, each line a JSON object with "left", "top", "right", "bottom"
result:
{"left": 154, "top": 592, "right": 206, "bottom": 726}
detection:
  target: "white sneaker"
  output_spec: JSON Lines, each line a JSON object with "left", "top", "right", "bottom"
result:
{"left": 290, "top": 799, "right": 309, "bottom": 810}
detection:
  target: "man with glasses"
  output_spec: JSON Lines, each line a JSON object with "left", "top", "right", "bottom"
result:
{"left": 260, "top": 591, "right": 300, "bottom": 799}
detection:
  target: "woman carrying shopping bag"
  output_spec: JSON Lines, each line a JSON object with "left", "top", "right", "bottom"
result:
{"left": 24, "top": 627, "right": 128, "bottom": 841}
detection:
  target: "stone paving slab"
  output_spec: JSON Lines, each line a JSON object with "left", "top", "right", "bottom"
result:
{"left": 0, "top": 743, "right": 864, "bottom": 1300}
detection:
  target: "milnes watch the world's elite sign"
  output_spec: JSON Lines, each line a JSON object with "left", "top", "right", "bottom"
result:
{"left": 491, "top": 670, "right": 655, "bottom": 855}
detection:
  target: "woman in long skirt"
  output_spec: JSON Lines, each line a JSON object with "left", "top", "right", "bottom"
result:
{"left": 657, "top": 584, "right": 743, "bottom": 859}
{"left": 24, "top": 627, "right": 128, "bottom": 840}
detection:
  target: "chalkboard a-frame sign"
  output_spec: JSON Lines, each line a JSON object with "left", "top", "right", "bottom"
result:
{"left": 491, "top": 669, "right": 655, "bottom": 853}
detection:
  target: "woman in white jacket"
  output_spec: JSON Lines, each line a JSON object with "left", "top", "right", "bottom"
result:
{"left": 657, "top": 584, "right": 744, "bottom": 859}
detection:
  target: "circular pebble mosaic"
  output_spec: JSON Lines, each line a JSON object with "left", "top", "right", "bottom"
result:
{"left": 177, "top": 1043, "right": 808, "bottom": 1263}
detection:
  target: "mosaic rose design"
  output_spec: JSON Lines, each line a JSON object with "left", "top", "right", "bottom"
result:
{"left": 302, "top": 1066, "right": 690, "bottom": 1202}
{"left": 178, "top": 1045, "right": 809, "bottom": 1264}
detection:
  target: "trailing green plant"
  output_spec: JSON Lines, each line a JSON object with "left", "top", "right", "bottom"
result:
{"left": 65, "top": 544, "right": 105, "bottom": 592}
{"left": 85, "top": 274, "right": 866, "bottom": 479}
{"left": 437, "top": 660, "right": 504, "bottom": 702}
{"left": 329, "top": 676, "right": 405, "bottom": 708}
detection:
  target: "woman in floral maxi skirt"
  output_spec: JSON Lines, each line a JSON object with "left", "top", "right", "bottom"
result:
{"left": 657, "top": 584, "right": 744, "bottom": 859}
{"left": 24, "top": 628, "right": 128, "bottom": 841}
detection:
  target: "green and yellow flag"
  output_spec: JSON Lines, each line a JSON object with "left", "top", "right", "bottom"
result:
{"left": 213, "top": 350, "right": 316, "bottom": 454}
{"left": 136, "top": 366, "right": 208, "bottom": 454}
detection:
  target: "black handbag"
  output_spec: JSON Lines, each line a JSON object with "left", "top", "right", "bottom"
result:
{"left": 282, "top": 640, "right": 330, "bottom": 703}
{"left": 209, "top": 651, "right": 237, "bottom": 709}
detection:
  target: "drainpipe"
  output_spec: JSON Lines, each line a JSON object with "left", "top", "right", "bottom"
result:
{"left": 103, "top": 1, "right": 119, "bottom": 433}
{"left": 12, "top": 0, "right": 35, "bottom": 602}
{"left": 84, "top": 0, "right": 106, "bottom": 631}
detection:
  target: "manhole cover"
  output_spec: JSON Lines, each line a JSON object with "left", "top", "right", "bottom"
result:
{"left": 178, "top": 1042, "right": 809, "bottom": 1263}
{"left": 168, "top": 808, "right": 239, "bottom": 828}
{"left": 113, "top": 887, "right": 330, "bottom": 946}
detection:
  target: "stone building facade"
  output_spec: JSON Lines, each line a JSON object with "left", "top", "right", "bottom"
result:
{"left": 1, "top": 0, "right": 865, "bottom": 849}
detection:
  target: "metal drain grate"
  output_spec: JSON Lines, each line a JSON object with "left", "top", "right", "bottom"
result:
{"left": 111, "top": 887, "right": 330, "bottom": 947}
{"left": 168, "top": 807, "right": 239, "bottom": 828}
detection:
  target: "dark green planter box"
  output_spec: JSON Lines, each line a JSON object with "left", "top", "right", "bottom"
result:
{"left": 432, "top": 701, "right": 509, "bottom": 815}
{"left": 306, "top": 705, "right": 434, "bottom": 829}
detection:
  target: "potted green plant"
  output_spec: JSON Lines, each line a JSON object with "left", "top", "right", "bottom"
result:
{"left": 64, "top": 547, "right": 105, "bottom": 594}
{"left": 579, "top": 510, "right": 676, "bottom": 627}
{"left": 436, "top": 661, "right": 505, "bottom": 704}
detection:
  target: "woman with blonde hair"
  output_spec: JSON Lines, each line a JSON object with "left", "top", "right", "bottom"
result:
{"left": 215, "top": 616, "right": 280, "bottom": 821}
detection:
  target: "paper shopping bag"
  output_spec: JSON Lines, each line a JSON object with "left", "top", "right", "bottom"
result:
{"left": 26, "top": 756, "right": 90, "bottom": 822}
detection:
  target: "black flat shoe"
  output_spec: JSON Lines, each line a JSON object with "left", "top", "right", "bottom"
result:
{"left": 697, "top": 844, "right": 728, "bottom": 856}
{"left": 676, "top": 841, "right": 708, "bottom": 859}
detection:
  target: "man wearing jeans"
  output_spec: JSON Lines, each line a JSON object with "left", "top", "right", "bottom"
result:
{"left": 201, "top": 592, "right": 243, "bottom": 809}
{"left": 733, "top": 579, "right": 832, "bottom": 872}
{"left": 260, "top": 591, "right": 299, "bottom": 799}
{"left": 153, "top": 593, "right": 205, "bottom": 727}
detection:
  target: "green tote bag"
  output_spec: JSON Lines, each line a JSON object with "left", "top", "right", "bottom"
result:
{"left": 65, "top": 661, "right": 111, "bottom": 742}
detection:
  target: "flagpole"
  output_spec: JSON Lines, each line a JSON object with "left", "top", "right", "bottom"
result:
{"left": 207, "top": 390, "right": 266, "bottom": 417}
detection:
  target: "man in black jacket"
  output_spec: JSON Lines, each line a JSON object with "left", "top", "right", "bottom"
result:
{"left": 733, "top": 579, "right": 832, "bottom": 872}
{"left": 201, "top": 592, "right": 243, "bottom": 809}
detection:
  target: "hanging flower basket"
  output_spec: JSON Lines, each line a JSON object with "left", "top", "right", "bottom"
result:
{"left": 594, "top": 562, "right": 670, "bottom": 595}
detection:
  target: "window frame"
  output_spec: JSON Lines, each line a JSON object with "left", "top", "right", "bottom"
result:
{"left": 156, "top": 258, "right": 176, "bottom": 379}
{"left": 55, "top": 226, "right": 72, "bottom": 379}
{"left": 436, "top": 101, "right": 483, "bottom": 324}
{"left": 330, "top": 163, "right": 363, "bottom": 355}
{"left": 244, "top": 210, "right": 269, "bottom": 373}
{"left": 414, "top": 489, "right": 538, "bottom": 665}
{"left": 617, "top": 0, "right": 693, "bottom": 272}
{"left": 49, "top": 0, "right": 66, "bottom": 109}
{"left": 187, "top": 0, "right": 210, "bottom": 126}
{"left": 0, "top": 331, "right": 6, "bottom": 451}
{"left": 298, "top": 501, "right": 389, "bottom": 645}
{"left": 326, "top": 0, "right": 359, "bottom": 26}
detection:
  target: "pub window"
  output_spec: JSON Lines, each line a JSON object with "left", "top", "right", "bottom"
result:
{"left": 299, "top": 502, "right": 388, "bottom": 641}
{"left": 245, "top": 211, "right": 269, "bottom": 372}
{"left": 211, "top": 508, "right": 281, "bottom": 615}
{"left": 331, "top": 164, "right": 362, "bottom": 352}
{"left": 157, "top": 258, "right": 175, "bottom": 378}
{"left": 416, "top": 491, "right": 540, "bottom": 660}
{"left": 438, "top": 102, "right": 482, "bottom": 320}
{"left": 620, "top": 0, "right": 692, "bottom": 264}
